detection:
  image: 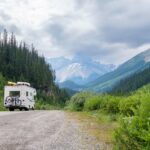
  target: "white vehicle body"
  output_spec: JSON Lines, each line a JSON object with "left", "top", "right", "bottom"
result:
{"left": 4, "top": 82, "right": 36, "bottom": 111}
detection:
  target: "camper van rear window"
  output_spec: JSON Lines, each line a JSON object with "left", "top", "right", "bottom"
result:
{"left": 10, "top": 91, "right": 20, "bottom": 97}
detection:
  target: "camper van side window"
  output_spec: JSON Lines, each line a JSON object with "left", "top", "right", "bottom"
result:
{"left": 10, "top": 91, "right": 20, "bottom": 97}
{"left": 26, "top": 92, "right": 28, "bottom": 96}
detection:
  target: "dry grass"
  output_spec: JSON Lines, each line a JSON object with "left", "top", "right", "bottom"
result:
{"left": 67, "top": 111, "right": 118, "bottom": 147}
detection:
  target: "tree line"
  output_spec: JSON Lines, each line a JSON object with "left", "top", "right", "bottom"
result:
{"left": 0, "top": 29, "right": 69, "bottom": 104}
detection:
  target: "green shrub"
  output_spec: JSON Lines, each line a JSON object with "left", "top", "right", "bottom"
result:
{"left": 98, "top": 95, "right": 109, "bottom": 109}
{"left": 0, "top": 96, "right": 6, "bottom": 111}
{"left": 35, "top": 98, "right": 62, "bottom": 110}
{"left": 66, "top": 92, "right": 94, "bottom": 111}
{"left": 119, "top": 96, "right": 140, "bottom": 116}
{"left": 139, "top": 95, "right": 150, "bottom": 119}
{"left": 0, "top": 73, "right": 6, "bottom": 111}
{"left": 84, "top": 96, "right": 102, "bottom": 111}
{"left": 84, "top": 95, "right": 120, "bottom": 113}
{"left": 114, "top": 94, "right": 150, "bottom": 150}
{"left": 105, "top": 96, "right": 120, "bottom": 114}
{"left": 67, "top": 92, "right": 122, "bottom": 113}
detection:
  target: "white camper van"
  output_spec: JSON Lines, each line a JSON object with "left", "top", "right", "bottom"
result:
{"left": 4, "top": 82, "right": 36, "bottom": 111}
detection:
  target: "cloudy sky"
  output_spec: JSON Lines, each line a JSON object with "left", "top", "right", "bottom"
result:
{"left": 0, "top": 0, "right": 150, "bottom": 65}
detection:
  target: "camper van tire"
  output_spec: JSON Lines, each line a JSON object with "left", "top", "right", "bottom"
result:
{"left": 25, "top": 108, "right": 29, "bottom": 111}
{"left": 9, "top": 108, "right": 14, "bottom": 111}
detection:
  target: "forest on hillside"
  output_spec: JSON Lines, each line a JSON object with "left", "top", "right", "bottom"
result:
{"left": 0, "top": 30, "right": 69, "bottom": 106}
{"left": 111, "top": 66, "right": 150, "bottom": 94}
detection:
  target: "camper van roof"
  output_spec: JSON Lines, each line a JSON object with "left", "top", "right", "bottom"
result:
{"left": 17, "top": 82, "right": 30, "bottom": 86}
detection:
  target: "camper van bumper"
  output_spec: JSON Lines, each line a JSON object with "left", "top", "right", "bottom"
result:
{"left": 5, "top": 104, "right": 26, "bottom": 109}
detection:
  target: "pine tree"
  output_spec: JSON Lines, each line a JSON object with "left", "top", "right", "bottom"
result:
{"left": 0, "top": 29, "right": 69, "bottom": 104}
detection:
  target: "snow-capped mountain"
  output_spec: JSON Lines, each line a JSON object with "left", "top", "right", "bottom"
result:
{"left": 46, "top": 55, "right": 115, "bottom": 86}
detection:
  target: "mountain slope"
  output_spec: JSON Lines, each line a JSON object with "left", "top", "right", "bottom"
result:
{"left": 87, "top": 49, "right": 150, "bottom": 92}
{"left": 111, "top": 66, "right": 150, "bottom": 94}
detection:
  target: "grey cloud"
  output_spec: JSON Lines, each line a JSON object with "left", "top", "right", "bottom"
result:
{"left": 0, "top": 8, "right": 21, "bottom": 35}
{"left": 9, "top": 24, "right": 21, "bottom": 34}
{"left": 45, "top": 21, "right": 66, "bottom": 43}
{"left": 97, "top": 0, "right": 150, "bottom": 46}
{"left": 1, "top": 0, "right": 150, "bottom": 65}
{"left": 0, "top": 24, "right": 21, "bottom": 35}
{"left": 101, "top": 23, "right": 150, "bottom": 47}
{"left": 44, "top": 0, "right": 150, "bottom": 63}
{"left": 0, "top": 11, "right": 11, "bottom": 21}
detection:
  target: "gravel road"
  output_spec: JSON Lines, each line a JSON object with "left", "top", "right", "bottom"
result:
{"left": 0, "top": 111, "right": 111, "bottom": 150}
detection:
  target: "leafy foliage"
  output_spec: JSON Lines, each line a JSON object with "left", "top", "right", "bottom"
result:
{"left": 84, "top": 95, "right": 102, "bottom": 111}
{"left": 67, "top": 93, "right": 120, "bottom": 114}
{"left": 119, "top": 96, "right": 140, "bottom": 116}
{"left": 0, "top": 73, "right": 7, "bottom": 110}
{"left": 65, "top": 92, "right": 94, "bottom": 111}
{"left": 114, "top": 94, "right": 150, "bottom": 150}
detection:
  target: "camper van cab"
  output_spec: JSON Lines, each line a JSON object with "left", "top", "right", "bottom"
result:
{"left": 4, "top": 82, "right": 36, "bottom": 111}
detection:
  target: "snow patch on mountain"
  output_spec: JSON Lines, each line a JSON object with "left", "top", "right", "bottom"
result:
{"left": 57, "top": 63, "right": 94, "bottom": 82}
{"left": 47, "top": 55, "right": 115, "bottom": 85}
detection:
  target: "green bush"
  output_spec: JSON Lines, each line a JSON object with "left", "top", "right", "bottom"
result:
{"left": 105, "top": 96, "right": 120, "bottom": 114}
{"left": 119, "top": 96, "right": 140, "bottom": 116}
{"left": 114, "top": 94, "right": 150, "bottom": 150}
{"left": 66, "top": 92, "right": 94, "bottom": 111}
{"left": 67, "top": 92, "right": 121, "bottom": 113}
{"left": 84, "top": 96, "right": 102, "bottom": 111}
{"left": 0, "top": 95, "right": 6, "bottom": 111}
{"left": 84, "top": 95, "right": 120, "bottom": 114}
{"left": 0, "top": 74, "right": 6, "bottom": 111}
{"left": 35, "top": 98, "right": 61, "bottom": 110}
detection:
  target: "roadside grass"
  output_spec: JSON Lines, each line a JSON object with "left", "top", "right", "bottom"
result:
{"left": 35, "top": 100, "right": 64, "bottom": 110}
{"left": 0, "top": 100, "right": 6, "bottom": 111}
{"left": 35, "top": 103, "right": 62, "bottom": 110}
{"left": 67, "top": 110, "right": 118, "bottom": 146}
{"left": 0, "top": 91, "right": 7, "bottom": 111}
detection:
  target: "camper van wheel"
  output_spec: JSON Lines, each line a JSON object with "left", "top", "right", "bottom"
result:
{"left": 9, "top": 108, "right": 14, "bottom": 111}
{"left": 19, "top": 108, "right": 23, "bottom": 111}
{"left": 25, "top": 108, "right": 29, "bottom": 111}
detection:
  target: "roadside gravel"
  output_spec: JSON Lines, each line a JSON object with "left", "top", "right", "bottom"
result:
{"left": 0, "top": 111, "right": 111, "bottom": 150}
